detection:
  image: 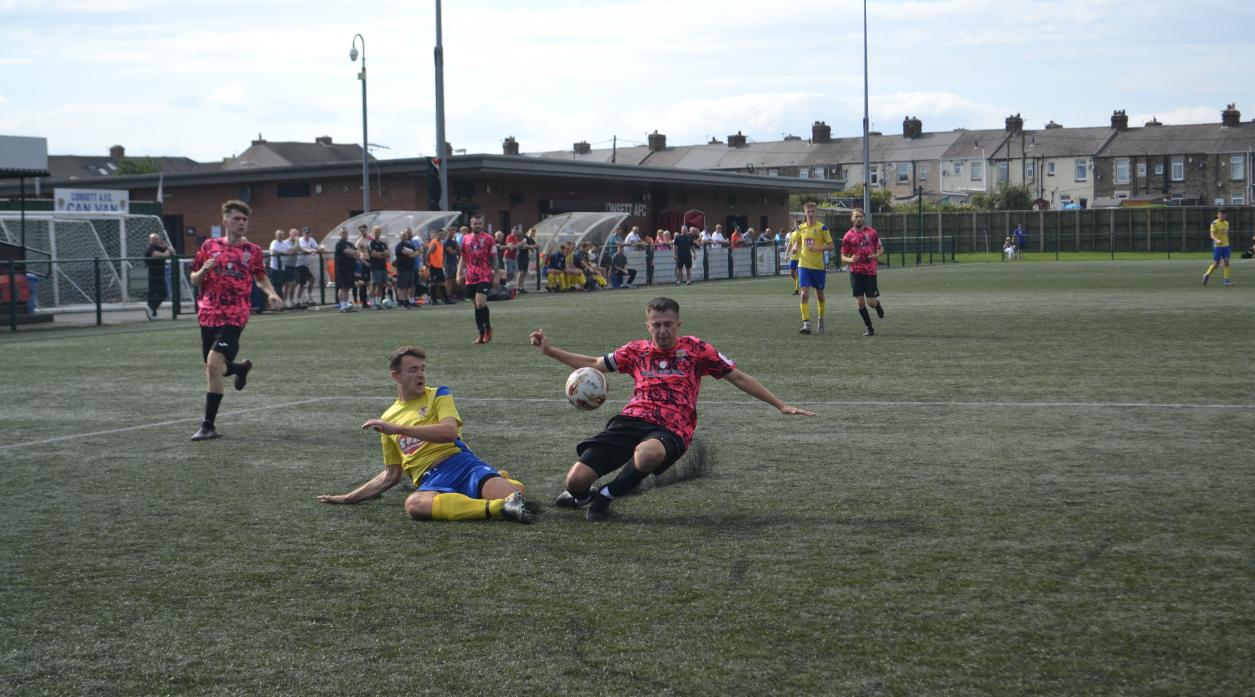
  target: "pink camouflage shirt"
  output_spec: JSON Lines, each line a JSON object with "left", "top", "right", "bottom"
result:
{"left": 606, "top": 336, "right": 735, "bottom": 447}
{"left": 191, "top": 237, "right": 265, "bottom": 327}
{"left": 841, "top": 226, "right": 882, "bottom": 275}
{"left": 460, "top": 232, "right": 496, "bottom": 285}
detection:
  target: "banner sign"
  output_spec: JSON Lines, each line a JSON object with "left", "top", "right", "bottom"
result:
{"left": 54, "top": 188, "right": 130, "bottom": 214}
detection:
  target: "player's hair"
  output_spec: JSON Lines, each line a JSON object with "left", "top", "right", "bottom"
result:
{"left": 389, "top": 346, "right": 428, "bottom": 371}
{"left": 221, "top": 200, "right": 251, "bottom": 217}
{"left": 852, "top": 207, "right": 865, "bottom": 216}
{"left": 803, "top": 200, "right": 818, "bottom": 208}
{"left": 646, "top": 297, "right": 680, "bottom": 315}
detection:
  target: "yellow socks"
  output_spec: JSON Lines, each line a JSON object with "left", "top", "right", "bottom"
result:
{"left": 817, "top": 299, "right": 826, "bottom": 320}
{"left": 431, "top": 493, "right": 503, "bottom": 520}
{"left": 1223, "top": 266, "right": 1231, "bottom": 280}
{"left": 1205, "top": 263, "right": 1217, "bottom": 277}
{"left": 800, "top": 303, "right": 810, "bottom": 321}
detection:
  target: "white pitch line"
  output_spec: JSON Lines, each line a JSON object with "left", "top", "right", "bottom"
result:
{"left": 3, "top": 394, "right": 1250, "bottom": 452}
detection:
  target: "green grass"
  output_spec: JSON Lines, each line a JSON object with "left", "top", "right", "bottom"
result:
{"left": 950, "top": 251, "right": 1214, "bottom": 264}
{"left": 3, "top": 260, "right": 1253, "bottom": 696}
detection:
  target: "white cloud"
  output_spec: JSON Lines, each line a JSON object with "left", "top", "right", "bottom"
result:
{"left": 207, "top": 83, "right": 248, "bottom": 108}
{"left": 1129, "top": 106, "right": 1224, "bottom": 127}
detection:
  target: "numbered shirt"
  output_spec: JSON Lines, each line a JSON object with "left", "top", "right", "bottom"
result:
{"left": 379, "top": 386, "right": 464, "bottom": 483}
{"left": 841, "top": 226, "right": 882, "bottom": 276}
{"left": 461, "top": 232, "right": 495, "bottom": 284}
{"left": 795, "top": 222, "right": 831, "bottom": 270}
{"left": 191, "top": 237, "right": 265, "bottom": 328}
{"left": 604, "top": 336, "right": 735, "bottom": 447}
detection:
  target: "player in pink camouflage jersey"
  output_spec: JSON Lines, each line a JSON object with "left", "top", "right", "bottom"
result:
{"left": 530, "top": 297, "right": 813, "bottom": 520}
{"left": 457, "top": 214, "right": 497, "bottom": 344}
{"left": 188, "top": 200, "right": 283, "bottom": 441}
{"left": 839, "top": 208, "right": 886, "bottom": 337}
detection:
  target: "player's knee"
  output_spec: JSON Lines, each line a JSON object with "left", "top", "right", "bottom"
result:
{"left": 633, "top": 441, "right": 666, "bottom": 472}
{"left": 565, "top": 463, "right": 596, "bottom": 491}
{"left": 405, "top": 492, "right": 433, "bottom": 520}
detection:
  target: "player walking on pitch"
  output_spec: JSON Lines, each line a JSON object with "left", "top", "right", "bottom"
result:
{"left": 1202, "top": 209, "right": 1232, "bottom": 287}
{"left": 794, "top": 201, "right": 834, "bottom": 335}
{"left": 530, "top": 297, "right": 813, "bottom": 521}
{"left": 188, "top": 200, "right": 283, "bottom": 441}
{"left": 458, "top": 215, "right": 497, "bottom": 343}
{"left": 840, "top": 208, "right": 886, "bottom": 336}
{"left": 317, "top": 346, "right": 532, "bottom": 523}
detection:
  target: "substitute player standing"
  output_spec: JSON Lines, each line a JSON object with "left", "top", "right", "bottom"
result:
{"left": 317, "top": 346, "right": 533, "bottom": 524}
{"left": 530, "top": 297, "right": 813, "bottom": 521}
{"left": 458, "top": 215, "right": 497, "bottom": 344}
{"left": 795, "top": 201, "right": 834, "bottom": 335}
{"left": 1203, "top": 209, "right": 1232, "bottom": 287}
{"left": 188, "top": 200, "right": 283, "bottom": 441}
{"left": 786, "top": 220, "right": 802, "bottom": 295}
{"left": 840, "top": 208, "right": 886, "bottom": 337}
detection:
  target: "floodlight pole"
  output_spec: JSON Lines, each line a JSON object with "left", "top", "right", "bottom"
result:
{"left": 351, "top": 34, "right": 370, "bottom": 213}
{"left": 861, "top": 0, "right": 871, "bottom": 225}
{"left": 434, "top": 0, "right": 449, "bottom": 211}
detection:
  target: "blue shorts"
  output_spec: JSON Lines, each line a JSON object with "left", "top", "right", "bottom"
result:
{"left": 788, "top": 260, "right": 799, "bottom": 272}
{"left": 1213, "top": 246, "right": 1231, "bottom": 262}
{"left": 416, "top": 448, "right": 501, "bottom": 498}
{"left": 798, "top": 267, "right": 826, "bottom": 290}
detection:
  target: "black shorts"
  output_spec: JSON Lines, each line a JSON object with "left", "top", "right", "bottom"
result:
{"left": 467, "top": 281, "right": 492, "bottom": 297}
{"left": 296, "top": 266, "right": 312, "bottom": 284}
{"left": 429, "top": 267, "right": 446, "bottom": 283}
{"left": 335, "top": 267, "right": 356, "bottom": 290}
{"left": 201, "top": 325, "right": 243, "bottom": 362}
{"left": 268, "top": 268, "right": 285, "bottom": 288}
{"left": 395, "top": 269, "right": 416, "bottom": 289}
{"left": 576, "top": 415, "right": 686, "bottom": 477}
{"left": 850, "top": 272, "right": 879, "bottom": 298}
{"left": 674, "top": 254, "right": 692, "bottom": 270}
{"left": 517, "top": 255, "right": 530, "bottom": 273}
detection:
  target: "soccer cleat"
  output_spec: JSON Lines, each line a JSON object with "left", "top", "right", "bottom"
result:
{"left": 1224, "top": 280, "right": 1232, "bottom": 287}
{"left": 146, "top": 307, "right": 157, "bottom": 321}
{"left": 554, "top": 490, "right": 593, "bottom": 509}
{"left": 863, "top": 327, "right": 875, "bottom": 337}
{"left": 817, "top": 319, "right": 825, "bottom": 334}
{"left": 875, "top": 304, "right": 884, "bottom": 319}
{"left": 586, "top": 492, "right": 613, "bottom": 521}
{"left": 233, "top": 360, "right": 252, "bottom": 391}
{"left": 791, "top": 289, "right": 800, "bottom": 295}
{"left": 484, "top": 326, "right": 493, "bottom": 343}
{"left": 1202, "top": 274, "right": 1210, "bottom": 286}
{"left": 501, "top": 492, "right": 534, "bottom": 524}
{"left": 190, "top": 425, "right": 220, "bottom": 441}
{"left": 799, "top": 321, "right": 811, "bottom": 335}
{"left": 472, "top": 334, "right": 486, "bottom": 345}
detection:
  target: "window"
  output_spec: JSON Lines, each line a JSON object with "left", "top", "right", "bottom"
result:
{"left": 766, "top": 169, "right": 779, "bottom": 176}
{"left": 953, "top": 161, "right": 962, "bottom": 176}
{"left": 1137, "top": 162, "right": 1147, "bottom": 177}
{"left": 1233, "top": 191, "right": 1246, "bottom": 205}
{"left": 1047, "top": 161, "right": 1056, "bottom": 176}
{"left": 1115, "top": 159, "right": 1130, "bottom": 184}
{"left": 970, "top": 160, "right": 983, "bottom": 181}
{"left": 1232, "top": 155, "right": 1246, "bottom": 181}
{"left": 1075, "top": 159, "right": 1087, "bottom": 182}
{"left": 1026, "top": 160, "right": 1035, "bottom": 180}
{"left": 997, "top": 161, "right": 1009, "bottom": 184}
{"left": 1155, "top": 163, "right": 1164, "bottom": 175}
{"left": 798, "top": 168, "right": 809, "bottom": 179}
{"left": 897, "top": 163, "right": 910, "bottom": 184}
{"left": 1171, "top": 157, "right": 1184, "bottom": 181}
{"left": 1060, "top": 194, "right": 1072, "bottom": 205}
{"left": 1170, "top": 193, "right": 1182, "bottom": 203}
{"left": 1214, "top": 197, "right": 1225, "bottom": 207}
{"left": 870, "top": 168, "right": 880, "bottom": 186}
{"left": 277, "top": 181, "right": 311, "bottom": 198}
{"left": 919, "top": 164, "right": 929, "bottom": 180}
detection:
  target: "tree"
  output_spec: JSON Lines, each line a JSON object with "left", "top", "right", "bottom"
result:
{"left": 970, "top": 184, "right": 1034, "bottom": 211}
{"left": 116, "top": 157, "right": 161, "bottom": 175}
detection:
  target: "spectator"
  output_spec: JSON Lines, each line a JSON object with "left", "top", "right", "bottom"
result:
{"left": 673, "top": 226, "right": 696, "bottom": 285}
{"left": 1003, "top": 237, "right": 1016, "bottom": 261}
{"left": 730, "top": 228, "right": 745, "bottom": 248}
{"left": 296, "top": 227, "right": 322, "bottom": 306}
{"left": 546, "top": 242, "right": 568, "bottom": 292}
{"left": 333, "top": 226, "right": 359, "bottom": 312}
{"left": 268, "top": 229, "right": 292, "bottom": 310}
{"left": 1013, "top": 223, "right": 1027, "bottom": 259}
{"left": 610, "top": 247, "right": 637, "bottom": 289}
{"left": 503, "top": 226, "right": 522, "bottom": 288}
{"left": 426, "top": 227, "right": 449, "bottom": 305}
{"left": 574, "top": 241, "right": 598, "bottom": 290}
{"left": 354, "top": 225, "right": 372, "bottom": 309}
{"left": 394, "top": 228, "right": 421, "bottom": 308}
{"left": 367, "top": 225, "right": 391, "bottom": 310}
{"left": 709, "top": 224, "right": 726, "bottom": 248}
{"left": 624, "top": 226, "right": 643, "bottom": 249}
{"left": 143, "top": 232, "right": 173, "bottom": 320}
{"left": 515, "top": 227, "right": 537, "bottom": 293}
{"left": 602, "top": 226, "right": 624, "bottom": 267}
{"left": 444, "top": 228, "right": 464, "bottom": 302}
{"left": 283, "top": 228, "right": 302, "bottom": 306}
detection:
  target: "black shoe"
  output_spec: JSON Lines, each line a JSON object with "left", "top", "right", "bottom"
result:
{"left": 875, "top": 304, "right": 884, "bottom": 318}
{"left": 190, "top": 425, "right": 220, "bottom": 441}
{"left": 586, "top": 492, "right": 613, "bottom": 521}
{"left": 234, "top": 360, "right": 252, "bottom": 391}
{"left": 863, "top": 327, "right": 875, "bottom": 337}
{"left": 501, "top": 492, "right": 534, "bottom": 524}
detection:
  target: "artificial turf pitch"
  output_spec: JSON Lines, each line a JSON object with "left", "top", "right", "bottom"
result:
{"left": 1, "top": 260, "right": 1252, "bottom": 696}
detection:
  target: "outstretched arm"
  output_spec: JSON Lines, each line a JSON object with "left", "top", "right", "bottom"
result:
{"left": 317, "top": 464, "right": 403, "bottom": 504}
{"left": 529, "top": 330, "right": 608, "bottom": 372}
{"left": 724, "top": 369, "right": 813, "bottom": 416}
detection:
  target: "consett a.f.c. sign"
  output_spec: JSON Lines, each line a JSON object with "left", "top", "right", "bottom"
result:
{"left": 54, "top": 188, "right": 130, "bottom": 214}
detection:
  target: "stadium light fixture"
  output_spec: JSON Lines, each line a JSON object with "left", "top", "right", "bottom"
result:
{"left": 350, "top": 34, "right": 369, "bottom": 213}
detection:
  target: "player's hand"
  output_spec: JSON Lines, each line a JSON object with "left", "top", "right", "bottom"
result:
{"left": 361, "top": 418, "right": 397, "bottom": 435}
{"left": 201, "top": 256, "right": 218, "bottom": 271}
{"left": 317, "top": 494, "right": 351, "bottom": 504}
{"left": 267, "top": 294, "right": 283, "bottom": 310}
{"left": 779, "top": 404, "right": 814, "bottom": 416}
{"left": 529, "top": 329, "right": 549, "bottom": 351}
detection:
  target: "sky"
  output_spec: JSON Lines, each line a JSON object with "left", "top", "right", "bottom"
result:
{"left": 2, "top": 0, "right": 1252, "bottom": 163}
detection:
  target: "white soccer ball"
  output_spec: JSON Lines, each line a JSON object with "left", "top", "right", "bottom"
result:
{"left": 565, "top": 367, "right": 608, "bottom": 411}
{"left": 381, "top": 298, "right": 396, "bottom": 309}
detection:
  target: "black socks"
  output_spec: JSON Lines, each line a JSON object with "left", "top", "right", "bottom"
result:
{"left": 203, "top": 392, "right": 223, "bottom": 428}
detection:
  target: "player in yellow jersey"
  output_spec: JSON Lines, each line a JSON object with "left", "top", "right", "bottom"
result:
{"left": 794, "top": 201, "right": 834, "bottom": 335}
{"left": 317, "top": 346, "right": 533, "bottom": 523}
{"left": 1203, "top": 209, "right": 1232, "bottom": 287}
{"left": 786, "top": 223, "right": 802, "bottom": 294}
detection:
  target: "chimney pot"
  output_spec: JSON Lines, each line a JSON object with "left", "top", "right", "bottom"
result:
{"left": 109, "top": 145, "right": 125, "bottom": 160}
{"left": 811, "top": 121, "right": 832, "bottom": 144}
{"left": 1110, "top": 110, "right": 1129, "bottom": 131}
{"left": 648, "top": 131, "right": 667, "bottom": 152}
{"left": 503, "top": 136, "right": 519, "bottom": 156}
{"left": 573, "top": 141, "right": 591, "bottom": 155}
{"left": 1221, "top": 102, "right": 1241, "bottom": 127}
{"left": 315, "top": 135, "right": 333, "bottom": 145}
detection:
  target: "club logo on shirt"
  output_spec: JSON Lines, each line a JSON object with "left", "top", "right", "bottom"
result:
{"left": 659, "top": 360, "right": 668, "bottom": 369}
{"left": 417, "top": 407, "right": 428, "bottom": 418}
{"left": 242, "top": 252, "right": 251, "bottom": 264}
{"left": 675, "top": 350, "right": 687, "bottom": 359}
{"left": 398, "top": 435, "right": 427, "bottom": 455}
